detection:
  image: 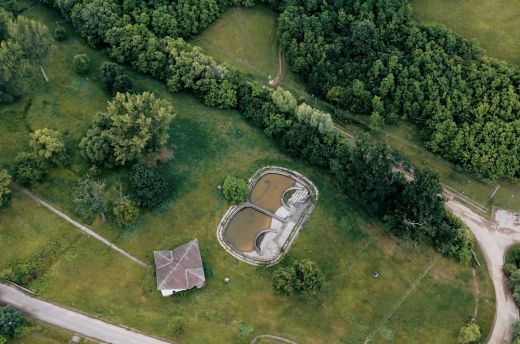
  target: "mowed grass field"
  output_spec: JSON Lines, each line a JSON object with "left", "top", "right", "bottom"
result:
{"left": 0, "top": 4, "right": 495, "bottom": 344}
{"left": 410, "top": 0, "right": 520, "bottom": 65}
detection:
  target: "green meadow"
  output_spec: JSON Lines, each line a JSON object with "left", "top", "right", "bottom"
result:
{"left": 0, "top": 4, "right": 496, "bottom": 344}
{"left": 410, "top": 0, "right": 520, "bottom": 65}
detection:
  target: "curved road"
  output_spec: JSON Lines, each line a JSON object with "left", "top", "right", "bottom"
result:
{"left": 447, "top": 201, "right": 519, "bottom": 344}
{"left": 0, "top": 284, "right": 172, "bottom": 344}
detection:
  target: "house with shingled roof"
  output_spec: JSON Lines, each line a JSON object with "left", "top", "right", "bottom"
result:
{"left": 153, "top": 239, "right": 206, "bottom": 296}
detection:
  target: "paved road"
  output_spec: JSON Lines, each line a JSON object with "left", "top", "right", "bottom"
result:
{"left": 12, "top": 183, "right": 150, "bottom": 269}
{"left": 0, "top": 284, "right": 171, "bottom": 344}
{"left": 447, "top": 201, "right": 520, "bottom": 344}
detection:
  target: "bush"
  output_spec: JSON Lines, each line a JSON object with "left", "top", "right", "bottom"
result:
{"left": 272, "top": 259, "right": 324, "bottom": 297}
{"left": 53, "top": 24, "right": 66, "bottom": 41}
{"left": 73, "top": 53, "right": 90, "bottom": 74}
{"left": 457, "top": 323, "right": 481, "bottom": 344}
{"left": 222, "top": 176, "right": 248, "bottom": 204}
{"left": 129, "top": 164, "right": 169, "bottom": 209}
{"left": 112, "top": 196, "right": 138, "bottom": 228}
{"left": 512, "top": 320, "right": 520, "bottom": 343}
{"left": 0, "top": 169, "right": 12, "bottom": 208}
{"left": 14, "top": 152, "right": 46, "bottom": 186}
{"left": 100, "top": 62, "right": 134, "bottom": 95}
{"left": 0, "top": 306, "right": 23, "bottom": 338}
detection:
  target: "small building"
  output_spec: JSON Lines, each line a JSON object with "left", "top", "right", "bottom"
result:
{"left": 154, "top": 239, "right": 206, "bottom": 296}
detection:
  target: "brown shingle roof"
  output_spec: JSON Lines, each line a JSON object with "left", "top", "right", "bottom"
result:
{"left": 154, "top": 239, "right": 205, "bottom": 291}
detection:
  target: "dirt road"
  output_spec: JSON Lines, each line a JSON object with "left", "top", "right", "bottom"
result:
{"left": 447, "top": 201, "right": 519, "bottom": 344}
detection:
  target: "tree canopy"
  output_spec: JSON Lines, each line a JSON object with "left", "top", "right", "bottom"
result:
{"left": 129, "top": 164, "right": 169, "bottom": 209}
{"left": 29, "top": 128, "right": 67, "bottom": 165}
{"left": 272, "top": 259, "right": 324, "bottom": 297}
{"left": 80, "top": 92, "right": 175, "bottom": 166}
{"left": 277, "top": 0, "right": 520, "bottom": 181}
{"left": 0, "top": 306, "right": 23, "bottom": 339}
{"left": 222, "top": 176, "right": 248, "bottom": 204}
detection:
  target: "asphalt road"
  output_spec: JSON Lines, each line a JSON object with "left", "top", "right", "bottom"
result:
{"left": 0, "top": 284, "right": 172, "bottom": 344}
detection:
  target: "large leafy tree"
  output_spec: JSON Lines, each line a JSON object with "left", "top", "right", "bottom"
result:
{"left": 13, "top": 153, "right": 46, "bottom": 187}
{"left": 272, "top": 259, "right": 324, "bottom": 297}
{"left": 73, "top": 176, "right": 107, "bottom": 221}
{"left": 129, "top": 164, "right": 169, "bottom": 209}
{"left": 99, "top": 62, "right": 134, "bottom": 95}
{"left": 389, "top": 168, "right": 445, "bottom": 237}
{"left": 29, "top": 128, "right": 67, "bottom": 165}
{"left": 7, "top": 15, "right": 53, "bottom": 81}
{"left": 331, "top": 138, "right": 405, "bottom": 214}
{"left": 222, "top": 176, "right": 248, "bottom": 204}
{"left": 0, "top": 10, "right": 29, "bottom": 103}
{"left": 80, "top": 92, "right": 175, "bottom": 167}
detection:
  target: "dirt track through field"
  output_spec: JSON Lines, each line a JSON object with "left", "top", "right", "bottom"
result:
{"left": 12, "top": 183, "right": 150, "bottom": 269}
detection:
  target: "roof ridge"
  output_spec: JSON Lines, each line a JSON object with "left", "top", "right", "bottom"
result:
{"left": 157, "top": 241, "right": 196, "bottom": 290}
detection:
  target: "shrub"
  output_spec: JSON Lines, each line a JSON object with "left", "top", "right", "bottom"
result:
{"left": 29, "top": 128, "right": 67, "bottom": 165}
{"left": 112, "top": 196, "right": 138, "bottom": 228}
{"left": 53, "top": 24, "right": 66, "bottom": 41}
{"left": 457, "top": 323, "right": 481, "bottom": 344}
{"left": 0, "top": 169, "right": 11, "bottom": 208}
{"left": 14, "top": 152, "right": 46, "bottom": 186}
{"left": 0, "top": 306, "right": 23, "bottom": 338}
{"left": 73, "top": 53, "right": 90, "bottom": 74}
{"left": 273, "top": 259, "right": 324, "bottom": 297}
{"left": 100, "top": 62, "right": 134, "bottom": 95}
{"left": 129, "top": 164, "right": 168, "bottom": 209}
{"left": 222, "top": 176, "right": 248, "bottom": 204}
{"left": 512, "top": 320, "right": 520, "bottom": 343}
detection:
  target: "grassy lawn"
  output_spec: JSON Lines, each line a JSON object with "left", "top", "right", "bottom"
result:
{"left": 8, "top": 319, "right": 83, "bottom": 344}
{"left": 190, "top": 6, "right": 310, "bottom": 99}
{"left": 410, "top": 0, "right": 520, "bottom": 65}
{"left": 0, "top": 4, "right": 496, "bottom": 344}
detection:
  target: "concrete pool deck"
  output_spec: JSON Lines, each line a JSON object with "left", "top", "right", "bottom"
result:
{"left": 217, "top": 166, "right": 318, "bottom": 266}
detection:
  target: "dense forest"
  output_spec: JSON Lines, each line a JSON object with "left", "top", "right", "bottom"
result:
{"left": 35, "top": 0, "right": 520, "bottom": 182}
{"left": 0, "top": 0, "right": 484, "bottom": 262}
{"left": 275, "top": 0, "right": 520, "bottom": 181}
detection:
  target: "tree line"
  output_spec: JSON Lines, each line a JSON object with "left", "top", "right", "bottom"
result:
{"left": 10, "top": 0, "right": 472, "bottom": 262}
{"left": 273, "top": 0, "right": 520, "bottom": 181}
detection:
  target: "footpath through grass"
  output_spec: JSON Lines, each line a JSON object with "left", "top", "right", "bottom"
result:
{"left": 0, "top": 4, "right": 496, "bottom": 344}
{"left": 410, "top": 0, "right": 520, "bottom": 65}
{"left": 191, "top": 6, "right": 309, "bottom": 99}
